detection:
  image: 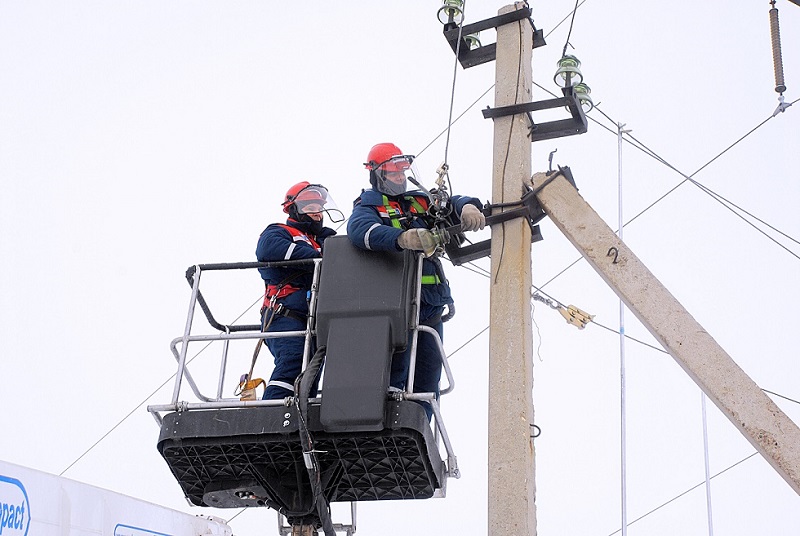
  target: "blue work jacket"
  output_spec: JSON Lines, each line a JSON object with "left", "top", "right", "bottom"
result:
{"left": 256, "top": 219, "right": 336, "bottom": 315}
{"left": 347, "top": 188, "right": 482, "bottom": 320}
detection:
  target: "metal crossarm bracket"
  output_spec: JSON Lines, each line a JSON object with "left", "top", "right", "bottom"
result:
{"left": 444, "top": 185, "right": 547, "bottom": 266}
{"left": 482, "top": 86, "right": 588, "bottom": 142}
{"left": 442, "top": 6, "right": 546, "bottom": 69}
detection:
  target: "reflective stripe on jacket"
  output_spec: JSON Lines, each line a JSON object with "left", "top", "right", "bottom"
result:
{"left": 347, "top": 189, "right": 457, "bottom": 316}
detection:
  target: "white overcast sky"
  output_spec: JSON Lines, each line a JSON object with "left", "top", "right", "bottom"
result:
{"left": 1, "top": 1, "right": 799, "bottom": 535}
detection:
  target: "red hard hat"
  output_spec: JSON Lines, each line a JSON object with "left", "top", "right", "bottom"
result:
{"left": 282, "top": 181, "right": 315, "bottom": 213}
{"left": 365, "top": 143, "right": 406, "bottom": 171}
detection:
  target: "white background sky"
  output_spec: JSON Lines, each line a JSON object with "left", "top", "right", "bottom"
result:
{"left": 1, "top": 1, "right": 799, "bottom": 535}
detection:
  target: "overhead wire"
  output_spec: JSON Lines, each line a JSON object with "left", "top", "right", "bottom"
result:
{"left": 763, "top": 389, "right": 800, "bottom": 406}
{"left": 59, "top": 4, "right": 800, "bottom": 513}
{"left": 592, "top": 104, "right": 800, "bottom": 260}
{"left": 467, "top": 256, "right": 800, "bottom": 404}
{"left": 416, "top": 84, "right": 495, "bottom": 158}
{"left": 530, "top": 89, "right": 800, "bottom": 291}
{"left": 407, "top": 3, "right": 794, "bottom": 528}
{"left": 561, "top": 0, "right": 581, "bottom": 57}
{"left": 440, "top": 83, "right": 799, "bottom": 373}
{"left": 604, "top": 452, "right": 759, "bottom": 536}
{"left": 424, "top": 0, "right": 800, "bottom": 293}
{"left": 59, "top": 295, "right": 263, "bottom": 477}
{"left": 545, "top": 0, "right": 591, "bottom": 41}
{"left": 615, "top": 120, "right": 630, "bottom": 536}
{"left": 461, "top": 256, "right": 673, "bottom": 355}
{"left": 441, "top": 18, "right": 800, "bottom": 528}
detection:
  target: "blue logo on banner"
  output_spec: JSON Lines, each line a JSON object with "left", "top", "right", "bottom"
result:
{"left": 0, "top": 475, "right": 30, "bottom": 536}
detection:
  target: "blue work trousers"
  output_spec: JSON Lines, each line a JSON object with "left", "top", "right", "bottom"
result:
{"left": 390, "top": 320, "right": 444, "bottom": 420}
{"left": 261, "top": 313, "right": 317, "bottom": 400}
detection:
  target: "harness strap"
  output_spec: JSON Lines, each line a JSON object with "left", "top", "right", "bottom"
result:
{"left": 268, "top": 303, "right": 307, "bottom": 323}
{"left": 379, "top": 194, "right": 430, "bottom": 229}
{"left": 261, "top": 270, "right": 306, "bottom": 311}
{"left": 277, "top": 223, "right": 322, "bottom": 252}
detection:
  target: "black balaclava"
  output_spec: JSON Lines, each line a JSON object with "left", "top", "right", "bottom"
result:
{"left": 288, "top": 205, "right": 323, "bottom": 236}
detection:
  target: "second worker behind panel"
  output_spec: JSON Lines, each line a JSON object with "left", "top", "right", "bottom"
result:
{"left": 256, "top": 182, "right": 344, "bottom": 400}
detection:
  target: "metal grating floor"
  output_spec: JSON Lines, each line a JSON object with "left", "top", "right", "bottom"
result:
{"left": 157, "top": 401, "right": 444, "bottom": 515}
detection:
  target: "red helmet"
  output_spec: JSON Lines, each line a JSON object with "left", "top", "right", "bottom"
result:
{"left": 283, "top": 181, "right": 318, "bottom": 213}
{"left": 365, "top": 143, "right": 407, "bottom": 171}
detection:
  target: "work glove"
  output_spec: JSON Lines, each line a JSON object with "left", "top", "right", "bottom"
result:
{"left": 398, "top": 228, "right": 444, "bottom": 258}
{"left": 460, "top": 203, "right": 486, "bottom": 231}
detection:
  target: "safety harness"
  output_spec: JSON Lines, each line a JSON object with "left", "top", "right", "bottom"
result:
{"left": 260, "top": 224, "right": 320, "bottom": 322}
{"left": 377, "top": 194, "right": 428, "bottom": 229}
{"left": 240, "top": 225, "right": 319, "bottom": 400}
{"left": 376, "top": 194, "right": 444, "bottom": 286}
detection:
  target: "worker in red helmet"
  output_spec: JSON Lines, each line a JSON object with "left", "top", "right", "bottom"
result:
{"left": 348, "top": 142, "right": 486, "bottom": 419}
{"left": 256, "top": 182, "right": 344, "bottom": 400}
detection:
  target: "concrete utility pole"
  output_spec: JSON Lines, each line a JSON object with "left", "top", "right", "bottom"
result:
{"left": 487, "top": 3, "right": 536, "bottom": 534}
{"left": 533, "top": 170, "right": 800, "bottom": 495}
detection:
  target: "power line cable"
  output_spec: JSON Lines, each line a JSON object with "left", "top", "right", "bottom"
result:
{"left": 416, "top": 84, "right": 495, "bottom": 158}
{"left": 417, "top": 12, "right": 798, "bottom": 269}
{"left": 464, "top": 260, "right": 674, "bottom": 355}
{"left": 689, "top": 178, "right": 800, "bottom": 250}
{"left": 461, "top": 253, "right": 800, "bottom": 406}
{"left": 61, "top": 3, "right": 800, "bottom": 498}
{"left": 59, "top": 296, "right": 262, "bottom": 476}
{"left": 594, "top": 103, "right": 800, "bottom": 256}
{"left": 604, "top": 452, "right": 759, "bottom": 536}
{"left": 447, "top": 325, "right": 489, "bottom": 359}
{"left": 619, "top": 126, "right": 800, "bottom": 261}
{"left": 561, "top": 0, "right": 581, "bottom": 57}
{"left": 534, "top": 90, "right": 800, "bottom": 290}
{"left": 545, "top": 0, "right": 590, "bottom": 40}
{"left": 549, "top": 85, "right": 799, "bottom": 258}
{"left": 763, "top": 389, "right": 800, "bottom": 406}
